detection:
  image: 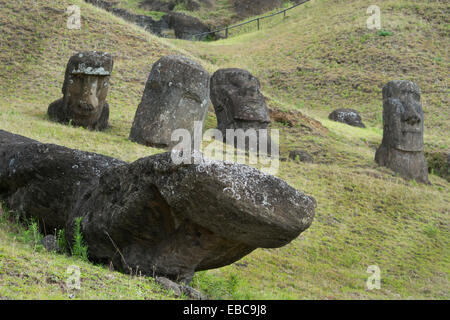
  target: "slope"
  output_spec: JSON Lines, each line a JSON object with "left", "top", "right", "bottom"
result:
{"left": 0, "top": 0, "right": 448, "bottom": 299}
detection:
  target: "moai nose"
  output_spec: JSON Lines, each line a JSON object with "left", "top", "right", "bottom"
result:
{"left": 403, "top": 107, "right": 421, "bottom": 125}
{"left": 82, "top": 78, "right": 99, "bottom": 108}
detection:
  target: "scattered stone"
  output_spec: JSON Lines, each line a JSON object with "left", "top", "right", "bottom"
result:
{"left": 0, "top": 130, "right": 316, "bottom": 283}
{"left": 289, "top": 150, "right": 314, "bottom": 163}
{"left": 181, "top": 285, "right": 208, "bottom": 300}
{"left": 41, "top": 235, "right": 58, "bottom": 252}
{"left": 210, "top": 68, "right": 273, "bottom": 154}
{"left": 139, "top": 0, "right": 176, "bottom": 12}
{"left": 328, "top": 108, "right": 366, "bottom": 128}
{"left": 139, "top": 0, "right": 213, "bottom": 13}
{"left": 85, "top": 0, "right": 170, "bottom": 36}
{"left": 375, "top": 80, "right": 429, "bottom": 184}
{"left": 130, "top": 55, "right": 210, "bottom": 149}
{"left": 233, "top": 0, "right": 283, "bottom": 18}
{"left": 155, "top": 276, "right": 207, "bottom": 300}
{"left": 48, "top": 51, "right": 113, "bottom": 131}
{"left": 162, "top": 12, "right": 210, "bottom": 40}
{"left": 155, "top": 277, "right": 182, "bottom": 297}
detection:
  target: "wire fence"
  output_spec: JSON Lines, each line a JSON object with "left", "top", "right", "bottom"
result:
{"left": 192, "top": 0, "right": 311, "bottom": 41}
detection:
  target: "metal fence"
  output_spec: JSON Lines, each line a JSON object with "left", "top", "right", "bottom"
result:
{"left": 191, "top": 0, "right": 311, "bottom": 41}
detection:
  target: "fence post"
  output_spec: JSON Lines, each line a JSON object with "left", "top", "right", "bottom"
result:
{"left": 257, "top": 18, "right": 260, "bottom": 30}
{"left": 284, "top": 10, "right": 286, "bottom": 18}
{"left": 225, "top": 27, "right": 228, "bottom": 38}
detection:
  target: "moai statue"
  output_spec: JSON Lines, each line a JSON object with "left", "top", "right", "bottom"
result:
{"left": 210, "top": 68, "right": 273, "bottom": 154}
{"left": 48, "top": 51, "right": 113, "bottom": 131}
{"left": 375, "top": 80, "right": 429, "bottom": 183}
{"left": 129, "top": 55, "right": 210, "bottom": 149}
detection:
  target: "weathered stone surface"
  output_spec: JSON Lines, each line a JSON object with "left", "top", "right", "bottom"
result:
{"left": 289, "top": 150, "right": 314, "bottom": 163}
{"left": 47, "top": 51, "right": 113, "bottom": 131}
{"left": 162, "top": 12, "right": 210, "bottom": 40}
{"left": 210, "top": 68, "right": 273, "bottom": 154}
{"left": 180, "top": 284, "right": 208, "bottom": 300}
{"left": 139, "top": 0, "right": 176, "bottom": 12}
{"left": 85, "top": 0, "right": 170, "bottom": 36}
{"left": 233, "top": 0, "right": 283, "bottom": 18}
{"left": 0, "top": 130, "right": 315, "bottom": 283}
{"left": 155, "top": 276, "right": 207, "bottom": 299}
{"left": 375, "top": 80, "right": 429, "bottom": 183}
{"left": 155, "top": 277, "right": 182, "bottom": 297}
{"left": 328, "top": 108, "right": 366, "bottom": 128}
{"left": 139, "top": 0, "right": 213, "bottom": 14}
{"left": 130, "top": 55, "right": 210, "bottom": 149}
{"left": 42, "top": 235, "right": 59, "bottom": 252}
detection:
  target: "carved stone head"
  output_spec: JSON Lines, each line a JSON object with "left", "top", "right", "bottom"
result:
{"left": 62, "top": 51, "right": 113, "bottom": 121}
{"left": 381, "top": 80, "right": 424, "bottom": 152}
{"left": 129, "top": 55, "right": 210, "bottom": 148}
{"left": 211, "top": 68, "right": 270, "bottom": 125}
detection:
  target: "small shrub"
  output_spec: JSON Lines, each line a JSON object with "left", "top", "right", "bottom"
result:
{"left": 192, "top": 271, "right": 248, "bottom": 299}
{"left": 378, "top": 29, "right": 393, "bottom": 37}
{"left": 423, "top": 224, "right": 439, "bottom": 238}
{"left": 57, "top": 229, "right": 68, "bottom": 254}
{"left": 22, "top": 219, "right": 43, "bottom": 250}
{"left": 72, "top": 217, "right": 88, "bottom": 261}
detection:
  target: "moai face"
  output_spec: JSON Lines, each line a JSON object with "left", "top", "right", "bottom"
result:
{"left": 211, "top": 69, "right": 270, "bottom": 123}
{"left": 129, "top": 55, "right": 210, "bottom": 148}
{"left": 66, "top": 74, "right": 110, "bottom": 118}
{"left": 62, "top": 51, "right": 113, "bottom": 121}
{"left": 382, "top": 80, "right": 424, "bottom": 152}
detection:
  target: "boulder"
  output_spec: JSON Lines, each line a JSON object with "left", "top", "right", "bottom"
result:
{"left": 85, "top": 0, "right": 170, "bottom": 36}
{"left": 155, "top": 276, "right": 207, "bottom": 299}
{"left": 130, "top": 55, "right": 210, "bottom": 149}
{"left": 162, "top": 12, "right": 210, "bottom": 40}
{"left": 139, "top": 0, "right": 176, "bottom": 12}
{"left": 139, "top": 0, "right": 213, "bottom": 13}
{"left": 328, "top": 108, "right": 366, "bottom": 128}
{"left": 47, "top": 51, "right": 113, "bottom": 131}
{"left": 210, "top": 68, "right": 274, "bottom": 154}
{"left": 42, "top": 235, "right": 58, "bottom": 252}
{"left": 0, "top": 130, "right": 316, "bottom": 283}
{"left": 375, "top": 81, "right": 429, "bottom": 183}
{"left": 155, "top": 277, "right": 182, "bottom": 297}
{"left": 233, "top": 0, "right": 283, "bottom": 18}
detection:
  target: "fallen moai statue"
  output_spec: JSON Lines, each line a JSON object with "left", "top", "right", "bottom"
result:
{"left": 0, "top": 130, "right": 316, "bottom": 283}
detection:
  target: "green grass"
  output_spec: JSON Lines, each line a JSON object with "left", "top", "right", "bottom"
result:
{"left": 0, "top": 205, "right": 179, "bottom": 300}
{"left": 72, "top": 218, "right": 88, "bottom": 262}
{"left": 117, "top": 0, "right": 296, "bottom": 28}
{"left": 0, "top": 0, "right": 448, "bottom": 299}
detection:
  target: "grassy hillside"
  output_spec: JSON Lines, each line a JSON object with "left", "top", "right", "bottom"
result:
{"left": 0, "top": 206, "right": 179, "bottom": 299}
{"left": 0, "top": 0, "right": 449, "bottom": 299}
{"left": 114, "top": 0, "right": 295, "bottom": 28}
{"left": 172, "top": 0, "right": 449, "bottom": 144}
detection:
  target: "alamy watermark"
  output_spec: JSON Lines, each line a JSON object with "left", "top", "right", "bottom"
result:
{"left": 366, "top": 5, "right": 381, "bottom": 30}
{"left": 66, "top": 265, "right": 81, "bottom": 291}
{"left": 366, "top": 265, "right": 381, "bottom": 290}
{"left": 67, "top": 5, "right": 81, "bottom": 30}
{"left": 171, "top": 122, "right": 280, "bottom": 175}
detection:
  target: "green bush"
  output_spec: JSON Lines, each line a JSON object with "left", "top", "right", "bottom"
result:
{"left": 57, "top": 229, "right": 68, "bottom": 254}
{"left": 22, "top": 219, "right": 43, "bottom": 250}
{"left": 378, "top": 29, "right": 393, "bottom": 37}
{"left": 72, "top": 217, "right": 88, "bottom": 261}
{"left": 192, "top": 271, "right": 249, "bottom": 299}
